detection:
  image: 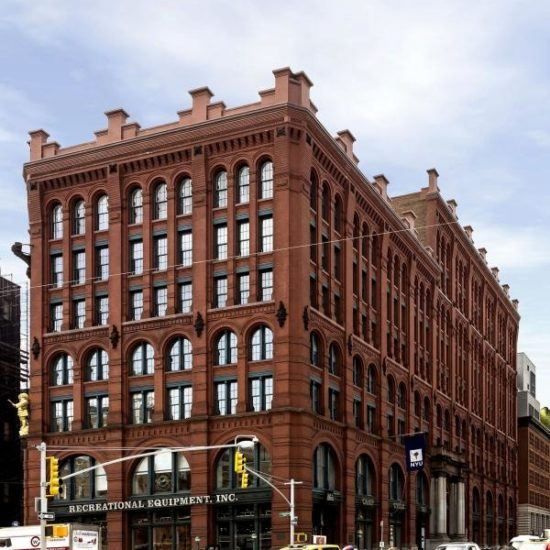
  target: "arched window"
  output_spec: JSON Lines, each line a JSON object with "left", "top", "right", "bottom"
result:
{"left": 216, "top": 443, "right": 271, "bottom": 490}
{"left": 167, "top": 337, "right": 193, "bottom": 371}
{"left": 236, "top": 166, "right": 249, "bottom": 204}
{"left": 310, "top": 171, "right": 318, "bottom": 211}
{"left": 259, "top": 160, "right": 274, "bottom": 199}
{"left": 436, "top": 404, "right": 442, "bottom": 428}
{"left": 129, "top": 188, "right": 143, "bottom": 224}
{"left": 215, "top": 330, "right": 238, "bottom": 365}
{"left": 486, "top": 491, "right": 494, "bottom": 546}
{"left": 361, "top": 223, "right": 370, "bottom": 259}
{"left": 367, "top": 365, "right": 377, "bottom": 394}
{"left": 398, "top": 383, "right": 407, "bottom": 409}
{"left": 389, "top": 463, "right": 404, "bottom": 501}
{"left": 353, "top": 215, "right": 360, "bottom": 249}
{"left": 416, "top": 472, "right": 428, "bottom": 506}
{"left": 154, "top": 182, "right": 167, "bottom": 220}
{"left": 444, "top": 409, "right": 451, "bottom": 431}
{"left": 310, "top": 332, "right": 321, "bottom": 367}
{"left": 51, "top": 354, "right": 74, "bottom": 386}
{"left": 250, "top": 325, "right": 273, "bottom": 361}
{"left": 57, "top": 455, "right": 107, "bottom": 501}
{"left": 328, "top": 343, "right": 341, "bottom": 376}
{"left": 73, "top": 200, "right": 85, "bottom": 235}
{"left": 356, "top": 455, "right": 375, "bottom": 496}
{"left": 334, "top": 195, "right": 343, "bottom": 234}
{"left": 86, "top": 348, "right": 109, "bottom": 381}
{"left": 414, "top": 392, "right": 421, "bottom": 417}
{"left": 178, "top": 177, "right": 192, "bottom": 215}
{"left": 423, "top": 397, "right": 431, "bottom": 421}
{"left": 96, "top": 195, "right": 109, "bottom": 230}
{"left": 322, "top": 183, "right": 330, "bottom": 222}
{"left": 387, "top": 377, "right": 396, "bottom": 404}
{"left": 51, "top": 204, "right": 63, "bottom": 239}
{"left": 313, "top": 443, "right": 337, "bottom": 490}
{"left": 214, "top": 171, "right": 228, "bottom": 208}
{"left": 132, "top": 450, "right": 191, "bottom": 495}
{"left": 353, "top": 356, "right": 364, "bottom": 387}
{"left": 131, "top": 342, "right": 154, "bottom": 376}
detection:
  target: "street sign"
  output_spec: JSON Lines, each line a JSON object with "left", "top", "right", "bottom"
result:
{"left": 38, "top": 512, "right": 55, "bottom": 520}
{"left": 279, "top": 512, "right": 291, "bottom": 517}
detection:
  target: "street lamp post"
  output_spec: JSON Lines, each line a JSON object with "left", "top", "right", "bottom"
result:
{"left": 195, "top": 535, "right": 201, "bottom": 550}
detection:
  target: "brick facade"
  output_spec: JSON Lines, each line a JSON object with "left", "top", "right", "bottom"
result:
{"left": 23, "top": 68, "right": 519, "bottom": 550}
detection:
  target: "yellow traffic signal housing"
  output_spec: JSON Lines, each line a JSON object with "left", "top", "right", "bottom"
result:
{"left": 240, "top": 471, "right": 249, "bottom": 488}
{"left": 234, "top": 451, "right": 246, "bottom": 474}
{"left": 51, "top": 524, "right": 69, "bottom": 538}
{"left": 47, "top": 456, "right": 61, "bottom": 497}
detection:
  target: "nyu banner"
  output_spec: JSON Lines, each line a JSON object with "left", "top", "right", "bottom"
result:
{"left": 404, "top": 433, "right": 426, "bottom": 471}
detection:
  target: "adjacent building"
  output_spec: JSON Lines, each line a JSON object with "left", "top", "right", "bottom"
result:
{"left": 22, "top": 68, "right": 519, "bottom": 550}
{"left": 516, "top": 353, "right": 550, "bottom": 535}
{"left": 0, "top": 275, "right": 22, "bottom": 526}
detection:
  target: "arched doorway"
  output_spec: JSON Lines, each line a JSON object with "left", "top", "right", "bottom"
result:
{"left": 415, "top": 472, "right": 429, "bottom": 550}
{"left": 312, "top": 443, "right": 341, "bottom": 544}
{"left": 486, "top": 492, "right": 494, "bottom": 547}
{"left": 130, "top": 450, "right": 192, "bottom": 550}
{"left": 472, "top": 488, "right": 481, "bottom": 544}
{"left": 213, "top": 443, "right": 272, "bottom": 550}
{"left": 388, "top": 464, "right": 406, "bottom": 549}
{"left": 355, "top": 455, "right": 376, "bottom": 550}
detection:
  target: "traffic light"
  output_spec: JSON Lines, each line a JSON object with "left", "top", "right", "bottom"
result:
{"left": 240, "top": 471, "right": 249, "bottom": 489}
{"left": 234, "top": 451, "right": 246, "bottom": 474}
{"left": 47, "top": 456, "right": 61, "bottom": 497}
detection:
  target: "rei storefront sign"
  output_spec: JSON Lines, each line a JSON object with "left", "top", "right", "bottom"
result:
{"left": 67, "top": 493, "right": 237, "bottom": 514}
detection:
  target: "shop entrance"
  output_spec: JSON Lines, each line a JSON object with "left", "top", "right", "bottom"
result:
{"left": 130, "top": 508, "right": 191, "bottom": 550}
{"left": 215, "top": 503, "right": 271, "bottom": 550}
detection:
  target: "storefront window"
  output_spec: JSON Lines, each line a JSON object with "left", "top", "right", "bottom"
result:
{"left": 131, "top": 510, "right": 191, "bottom": 550}
{"left": 215, "top": 444, "right": 271, "bottom": 490}
{"left": 57, "top": 455, "right": 107, "bottom": 501}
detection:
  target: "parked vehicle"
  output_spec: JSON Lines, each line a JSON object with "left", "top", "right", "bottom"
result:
{"left": 434, "top": 543, "right": 481, "bottom": 550}
{"left": 0, "top": 524, "right": 100, "bottom": 550}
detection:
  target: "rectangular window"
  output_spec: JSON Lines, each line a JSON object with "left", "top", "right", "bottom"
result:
{"left": 353, "top": 399, "right": 362, "bottom": 428}
{"left": 249, "top": 376, "right": 273, "bottom": 412}
{"left": 96, "top": 246, "right": 109, "bottom": 280}
{"left": 310, "top": 225, "right": 318, "bottom": 263}
{"left": 179, "top": 282, "right": 192, "bottom": 313}
{"left": 367, "top": 405, "right": 376, "bottom": 433}
{"left": 155, "top": 286, "right": 168, "bottom": 317}
{"left": 214, "top": 276, "right": 228, "bottom": 308}
{"left": 334, "top": 246, "right": 341, "bottom": 281}
{"left": 237, "top": 273, "right": 250, "bottom": 305}
{"left": 51, "top": 399, "right": 73, "bottom": 432}
{"left": 168, "top": 386, "right": 193, "bottom": 420}
{"left": 215, "top": 381, "right": 238, "bottom": 415}
{"left": 259, "top": 269, "right": 273, "bottom": 301}
{"left": 86, "top": 395, "right": 109, "bottom": 429}
{"left": 321, "top": 236, "right": 329, "bottom": 271}
{"left": 73, "top": 251, "right": 86, "bottom": 285}
{"left": 310, "top": 381, "right": 321, "bottom": 414}
{"left": 353, "top": 262, "right": 358, "bottom": 295}
{"left": 215, "top": 224, "right": 228, "bottom": 260}
{"left": 130, "top": 290, "right": 143, "bottom": 321}
{"left": 130, "top": 241, "right": 144, "bottom": 275}
{"left": 131, "top": 390, "right": 154, "bottom": 424}
{"left": 362, "top": 270, "right": 368, "bottom": 301}
{"left": 322, "top": 286, "right": 330, "bottom": 316}
{"left": 334, "top": 294, "right": 342, "bottom": 324}
{"left": 154, "top": 236, "right": 168, "bottom": 270}
{"left": 51, "top": 254, "right": 63, "bottom": 288}
{"left": 259, "top": 216, "right": 273, "bottom": 252}
{"left": 180, "top": 230, "right": 193, "bottom": 267}
{"left": 310, "top": 277, "right": 318, "bottom": 308}
{"left": 51, "top": 303, "right": 63, "bottom": 332}
{"left": 328, "top": 389, "right": 340, "bottom": 421}
{"left": 371, "top": 278, "right": 377, "bottom": 308}
{"left": 96, "top": 296, "right": 108, "bottom": 326}
{"left": 73, "top": 299, "right": 85, "bottom": 329}
{"left": 238, "top": 220, "right": 250, "bottom": 257}
{"left": 387, "top": 413, "right": 395, "bottom": 437}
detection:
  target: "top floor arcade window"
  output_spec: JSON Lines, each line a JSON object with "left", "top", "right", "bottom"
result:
{"left": 57, "top": 455, "right": 107, "bottom": 501}
{"left": 259, "top": 160, "right": 274, "bottom": 199}
{"left": 132, "top": 450, "right": 191, "bottom": 495}
{"left": 310, "top": 171, "right": 318, "bottom": 211}
{"left": 154, "top": 182, "right": 168, "bottom": 220}
{"left": 214, "top": 171, "right": 228, "bottom": 208}
{"left": 96, "top": 195, "right": 109, "bottom": 231}
{"left": 130, "top": 187, "right": 143, "bottom": 224}
{"left": 178, "top": 177, "right": 193, "bottom": 215}
{"left": 51, "top": 204, "right": 63, "bottom": 239}
{"left": 236, "top": 165, "right": 250, "bottom": 204}
{"left": 73, "top": 200, "right": 86, "bottom": 235}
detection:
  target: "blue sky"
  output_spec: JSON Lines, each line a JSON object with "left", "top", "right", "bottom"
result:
{"left": 1, "top": 0, "right": 549, "bottom": 405}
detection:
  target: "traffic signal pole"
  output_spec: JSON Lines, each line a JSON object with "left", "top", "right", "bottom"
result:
{"left": 38, "top": 441, "right": 47, "bottom": 550}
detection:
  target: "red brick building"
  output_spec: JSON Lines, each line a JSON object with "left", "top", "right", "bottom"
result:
{"left": 23, "top": 68, "right": 519, "bottom": 550}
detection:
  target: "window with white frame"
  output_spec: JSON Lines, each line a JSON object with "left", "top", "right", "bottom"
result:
{"left": 51, "top": 303, "right": 63, "bottom": 332}
{"left": 179, "top": 282, "right": 192, "bottom": 313}
{"left": 259, "top": 215, "right": 273, "bottom": 252}
{"left": 154, "top": 287, "right": 168, "bottom": 317}
{"left": 236, "top": 166, "right": 250, "bottom": 204}
{"left": 86, "top": 348, "right": 109, "bottom": 381}
{"left": 214, "top": 276, "right": 228, "bottom": 308}
{"left": 259, "top": 269, "right": 273, "bottom": 301}
{"left": 180, "top": 230, "right": 192, "bottom": 267}
{"left": 52, "top": 399, "right": 73, "bottom": 432}
{"left": 167, "top": 386, "right": 193, "bottom": 420}
{"left": 131, "top": 390, "right": 154, "bottom": 424}
{"left": 154, "top": 236, "right": 168, "bottom": 270}
{"left": 96, "top": 246, "right": 109, "bottom": 280}
{"left": 178, "top": 177, "right": 192, "bottom": 215}
{"left": 214, "top": 171, "right": 228, "bottom": 208}
{"left": 73, "top": 299, "right": 85, "bottom": 329}
{"left": 73, "top": 251, "right": 86, "bottom": 285}
{"left": 167, "top": 337, "right": 193, "bottom": 371}
{"left": 154, "top": 182, "right": 167, "bottom": 220}
{"left": 250, "top": 325, "right": 273, "bottom": 361}
{"left": 215, "top": 330, "right": 238, "bottom": 365}
{"left": 52, "top": 204, "right": 63, "bottom": 239}
{"left": 259, "top": 161, "right": 274, "bottom": 199}
{"left": 238, "top": 220, "right": 250, "bottom": 256}
{"left": 86, "top": 395, "right": 109, "bottom": 429}
{"left": 51, "top": 354, "right": 73, "bottom": 386}
{"left": 249, "top": 376, "right": 273, "bottom": 411}
{"left": 51, "top": 254, "right": 63, "bottom": 288}
{"left": 215, "top": 380, "right": 237, "bottom": 415}
{"left": 131, "top": 342, "right": 154, "bottom": 376}
{"left": 130, "top": 240, "right": 144, "bottom": 275}
{"left": 130, "top": 290, "right": 143, "bottom": 321}
{"left": 215, "top": 224, "right": 228, "bottom": 260}
{"left": 96, "top": 195, "right": 109, "bottom": 230}
{"left": 73, "top": 200, "right": 85, "bottom": 235}
{"left": 237, "top": 273, "right": 250, "bottom": 305}
{"left": 95, "top": 296, "right": 108, "bottom": 326}
{"left": 130, "top": 188, "right": 143, "bottom": 224}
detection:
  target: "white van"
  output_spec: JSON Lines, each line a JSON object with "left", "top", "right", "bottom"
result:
{"left": 0, "top": 524, "right": 100, "bottom": 550}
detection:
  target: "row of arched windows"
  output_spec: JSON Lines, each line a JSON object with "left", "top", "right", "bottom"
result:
{"left": 50, "top": 195, "right": 108, "bottom": 239}
{"left": 50, "top": 326, "right": 274, "bottom": 386}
